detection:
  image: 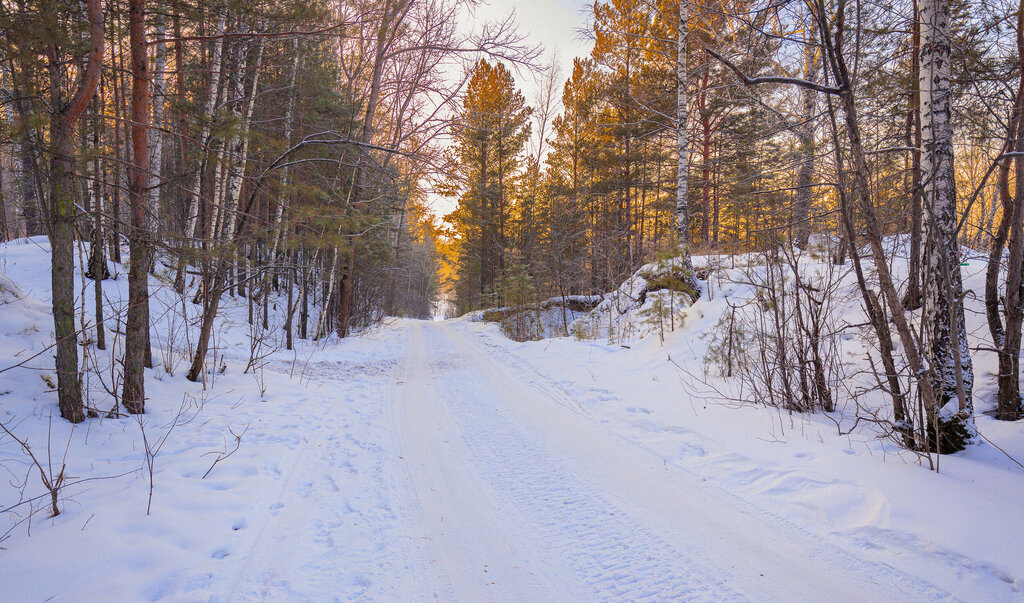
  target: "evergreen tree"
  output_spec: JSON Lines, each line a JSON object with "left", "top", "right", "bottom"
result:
{"left": 443, "top": 60, "right": 531, "bottom": 312}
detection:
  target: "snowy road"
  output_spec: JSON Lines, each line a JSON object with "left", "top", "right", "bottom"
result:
{"left": 5, "top": 241, "right": 1021, "bottom": 602}
{"left": 379, "top": 320, "right": 949, "bottom": 601}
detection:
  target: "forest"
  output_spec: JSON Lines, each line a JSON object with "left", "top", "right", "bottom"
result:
{"left": 0, "top": 0, "right": 1023, "bottom": 529}
{"left": 2, "top": 0, "right": 1024, "bottom": 598}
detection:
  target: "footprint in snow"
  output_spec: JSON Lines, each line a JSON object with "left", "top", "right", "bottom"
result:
{"left": 210, "top": 548, "right": 230, "bottom": 560}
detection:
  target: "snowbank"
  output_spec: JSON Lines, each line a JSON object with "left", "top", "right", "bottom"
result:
{"left": 0, "top": 238, "right": 412, "bottom": 600}
{"left": 482, "top": 257, "right": 701, "bottom": 343}
{"left": 459, "top": 239, "right": 1024, "bottom": 599}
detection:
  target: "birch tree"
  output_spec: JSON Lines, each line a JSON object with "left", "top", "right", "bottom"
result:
{"left": 919, "top": 0, "right": 974, "bottom": 441}
{"left": 676, "top": 0, "right": 691, "bottom": 255}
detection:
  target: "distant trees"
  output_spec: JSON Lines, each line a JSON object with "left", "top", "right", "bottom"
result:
{"left": 443, "top": 59, "right": 532, "bottom": 312}
{"left": 0, "top": 0, "right": 1021, "bottom": 442}
{"left": 437, "top": 0, "right": 1024, "bottom": 453}
{"left": 0, "top": 0, "right": 530, "bottom": 418}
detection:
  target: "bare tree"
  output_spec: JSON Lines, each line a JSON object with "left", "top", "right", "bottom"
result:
{"left": 123, "top": 0, "right": 152, "bottom": 414}
{"left": 985, "top": 0, "right": 1024, "bottom": 422}
{"left": 45, "top": 0, "right": 105, "bottom": 422}
{"left": 919, "top": 0, "right": 973, "bottom": 435}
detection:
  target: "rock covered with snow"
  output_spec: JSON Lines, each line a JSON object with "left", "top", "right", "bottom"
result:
{"left": 568, "top": 257, "right": 700, "bottom": 343}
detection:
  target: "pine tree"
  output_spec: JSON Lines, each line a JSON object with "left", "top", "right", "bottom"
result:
{"left": 444, "top": 59, "right": 531, "bottom": 311}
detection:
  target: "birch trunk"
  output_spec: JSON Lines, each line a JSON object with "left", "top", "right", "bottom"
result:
{"left": 183, "top": 14, "right": 226, "bottom": 244}
{"left": 270, "top": 39, "right": 301, "bottom": 261}
{"left": 223, "top": 39, "right": 265, "bottom": 242}
{"left": 920, "top": 0, "right": 973, "bottom": 429}
{"left": 148, "top": 9, "right": 167, "bottom": 236}
{"left": 185, "top": 28, "right": 265, "bottom": 380}
{"left": 675, "top": 0, "right": 691, "bottom": 254}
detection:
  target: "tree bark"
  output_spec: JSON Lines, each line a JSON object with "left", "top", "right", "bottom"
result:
{"left": 920, "top": 0, "right": 973, "bottom": 425}
{"left": 123, "top": 0, "right": 152, "bottom": 414}
{"left": 903, "top": 0, "right": 924, "bottom": 310}
{"left": 676, "top": 0, "right": 691, "bottom": 253}
{"left": 0, "top": 153, "right": 7, "bottom": 241}
{"left": 90, "top": 91, "right": 107, "bottom": 351}
{"left": 793, "top": 12, "right": 818, "bottom": 248}
{"left": 993, "top": 2, "right": 1024, "bottom": 421}
{"left": 45, "top": 0, "right": 105, "bottom": 423}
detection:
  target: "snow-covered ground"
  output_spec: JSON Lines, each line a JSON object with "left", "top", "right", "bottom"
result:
{"left": 2, "top": 236, "right": 1023, "bottom": 601}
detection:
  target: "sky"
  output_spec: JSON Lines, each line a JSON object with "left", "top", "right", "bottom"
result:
{"left": 471, "top": 0, "right": 594, "bottom": 90}
{"left": 426, "top": 0, "right": 594, "bottom": 220}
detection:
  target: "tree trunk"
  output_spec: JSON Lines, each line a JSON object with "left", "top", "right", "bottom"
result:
{"left": 123, "top": 0, "right": 152, "bottom": 415}
{"left": 180, "top": 14, "right": 226, "bottom": 249}
{"left": 148, "top": 8, "right": 167, "bottom": 235}
{"left": 994, "top": 2, "right": 1024, "bottom": 421}
{"left": 920, "top": 0, "right": 973, "bottom": 432}
{"left": 285, "top": 246, "right": 295, "bottom": 350}
{"left": 338, "top": 252, "right": 356, "bottom": 337}
{"left": 675, "top": 0, "right": 691, "bottom": 254}
{"left": 793, "top": 13, "right": 818, "bottom": 248}
{"left": 48, "top": 121, "right": 85, "bottom": 423}
{"left": 45, "top": 0, "right": 104, "bottom": 423}
{"left": 299, "top": 248, "right": 309, "bottom": 339}
{"left": 90, "top": 91, "right": 107, "bottom": 351}
{"left": 814, "top": 0, "right": 947, "bottom": 450}
{"left": 903, "top": 0, "right": 924, "bottom": 310}
{"left": 270, "top": 39, "right": 301, "bottom": 263}
{"left": 0, "top": 154, "right": 7, "bottom": 241}
{"left": 7, "top": 61, "right": 45, "bottom": 239}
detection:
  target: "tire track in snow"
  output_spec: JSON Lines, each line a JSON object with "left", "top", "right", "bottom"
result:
{"left": 428, "top": 324, "right": 745, "bottom": 601}
{"left": 442, "top": 321, "right": 952, "bottom": 601}
{"left": 383, "top": 326, "right": 457, "bottom": 600}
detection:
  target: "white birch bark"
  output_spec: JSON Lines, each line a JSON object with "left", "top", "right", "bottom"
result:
{"left": 223, "top": 38, "right": 265, "bottom": 241}
{"left": 148, "top": 9, "right": 167, "bottom": 235}
{"left": 920, "top": 0, "right": 973, "bottom": 414}
{"left": 675, "top": 0, "right": 691, "bottom": 252}
{"left": 184, "top": 14, "right": 226, "bottom": 242}
{"left": 270, "top": 39, "right": 301, "bottom": 260}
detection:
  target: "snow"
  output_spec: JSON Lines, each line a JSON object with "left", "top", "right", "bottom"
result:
{"left": 2, "top": 236, "right": 1023, "bottom": 600}
{"left": 569, "top": 257, "right": 697, "bottom": 343}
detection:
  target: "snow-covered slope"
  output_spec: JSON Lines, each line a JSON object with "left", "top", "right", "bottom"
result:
{"left": 0, "top": 238, "right": 413, "bottom": 600}
{"left": 469, "top": 240, "right": 1024, "bottom": 598}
